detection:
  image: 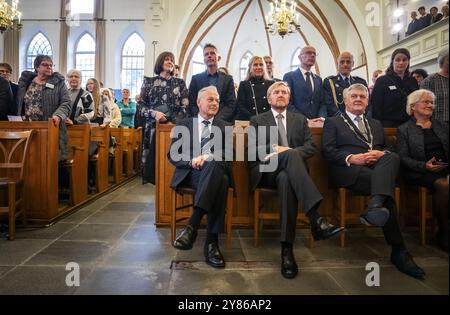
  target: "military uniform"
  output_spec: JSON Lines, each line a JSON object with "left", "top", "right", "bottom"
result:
{"left": 323, "top": 74, "right": 368, "bottom": 117}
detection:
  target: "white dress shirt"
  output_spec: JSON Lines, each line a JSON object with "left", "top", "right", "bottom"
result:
{"left": 197, "top": 114, "right": 214, "bottom": 145}
{"left": 299, "top": 66, "right": 315, "bottom": 91}
{"left": 271, "top": 108, "right": 288, "bottom": 135}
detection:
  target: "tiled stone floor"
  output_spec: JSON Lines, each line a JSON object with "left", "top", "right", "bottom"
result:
{"left": 0, "top": 178, "right": 448, "bottom": 295}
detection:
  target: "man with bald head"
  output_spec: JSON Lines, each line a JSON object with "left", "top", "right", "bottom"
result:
{"left": 323, "top": 51, "right": 368, "bottom": 117}
{"left": 283, "top": 46, "right": 327, "bottom": 121}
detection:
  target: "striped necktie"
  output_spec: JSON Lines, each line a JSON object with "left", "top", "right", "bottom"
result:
{"left": 201, "top": 120, "right": 211, "bottom": 154}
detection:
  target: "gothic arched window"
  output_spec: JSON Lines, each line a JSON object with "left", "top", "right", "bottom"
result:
{"left": 121, "top": 33, "right": 145, "bottom": 100}
{"left": 75, "top": 33, "right": 96, "bottom": 86}
{"left": 26, "top": 33, "right": 53, "bottom": 71}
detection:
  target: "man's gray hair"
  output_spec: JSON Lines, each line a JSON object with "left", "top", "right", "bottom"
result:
{"left": 406, "top": 89, "right": 436, "bottom": 116}
{"left": 438, "top": 48, "right": 449, "bottom": 68}
{"left": 67, "top": 69, "right": 82, "bottom": 78}
{"left": 343, "top": 83, "right": 369, "bottom": 99}
{"left": 197, "top": 86, "right": 219, "bottom": 102}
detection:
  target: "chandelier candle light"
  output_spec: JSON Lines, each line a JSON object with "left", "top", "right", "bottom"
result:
{"left": 0, "top": 0, "right": 22, "bottom": 33}
{"left": 265, "top": 0, "right": 300, "bottom": 38}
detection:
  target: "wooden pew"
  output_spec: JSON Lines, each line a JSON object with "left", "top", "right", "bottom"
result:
{"left": 109, "top": 128, "right": 124, "bottom": 183}
{"left": 90, "top": 125, "right": 109, "bottom": 193}
{"left": 134, "top": 127, "right": 142, "bottom": 173}
{"left": 0, "top": 120, "right": 60, "bottom": 224}
{"left": 122, "top": 128, "right": 135, "bottom": 177}
{"left": 66, "top": 125, "right": 90, "bottom": 205}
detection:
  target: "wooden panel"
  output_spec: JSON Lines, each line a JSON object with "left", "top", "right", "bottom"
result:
{"left": 90, "top": 126, "right": 109, "bottom": 193}
{"left": 110, "top": 128, "right": 124, "bottom": 183}
{"left": 133, "top": 127, "right": 142, "bottom": 173}
{"left": 122, "top": 128, "right": 135, "bottom": 177}
{"left": 0, "top": 120, "right": 59, "bottom": 222}
{"left": 67, "top": 125, "right": 90, "bottom": 205}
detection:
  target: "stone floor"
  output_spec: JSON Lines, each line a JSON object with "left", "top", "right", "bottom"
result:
{"left": 0, "top": 178, "right": 448, "bottom": 295}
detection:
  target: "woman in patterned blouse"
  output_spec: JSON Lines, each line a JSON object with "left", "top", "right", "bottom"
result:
{"left": 139, "top": 51, "right": 189, "bottom": 184}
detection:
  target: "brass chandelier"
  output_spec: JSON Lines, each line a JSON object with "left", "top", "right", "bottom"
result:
{"left": 0, "top": 0, "right": 22, "bottom": 33}
{"left": 266, "top": 0, "right": 300, "bottom": 38}
{"left": 265, "top": 0, "right": 300, "bottom": 38}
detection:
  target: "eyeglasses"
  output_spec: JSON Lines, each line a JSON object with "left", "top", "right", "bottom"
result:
{"left": 40, "top": 63, "right": 54, "bottom": 68}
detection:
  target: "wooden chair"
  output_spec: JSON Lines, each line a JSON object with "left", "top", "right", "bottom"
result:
{"left": 171, "top": 186, "right": 234, "bottom": 249}
{"left": 0, "top": 130, "right": 34, "bottom": 240}
{"left": 333, "top": 187, "right": 401, "bottom": 247}
{"left": 253, "top": 187, "right": 314, "bottom": 248}
{"left": 419, "top": 187, "right": 434, "bottom": 246}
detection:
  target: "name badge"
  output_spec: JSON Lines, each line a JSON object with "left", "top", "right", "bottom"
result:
{"left": 388, "top": 85, "right": 397, "bottom": 90}
{"left": 45, "top": 83, "right": 55, "bottom": 89}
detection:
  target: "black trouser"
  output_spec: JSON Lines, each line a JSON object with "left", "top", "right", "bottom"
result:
{"left": 260, "top": 150, "right": 323, "bottom": 243}
{"left": 184, "top": 161, "right": 229, "bottom": 234}
{"left": 347, "top": 153, "right": 405, "bottom": 248}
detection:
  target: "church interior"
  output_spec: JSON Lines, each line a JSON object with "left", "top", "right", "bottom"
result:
{"left": 0, "top": 0, "right": 448, "bottom": 296}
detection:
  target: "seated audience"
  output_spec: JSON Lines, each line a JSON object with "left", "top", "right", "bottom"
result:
{"left": 322, "top": 83, "right": 425, "bottom": 280}
{"left": 397, "top": 89, "right": 448, "bottom": 251}
{"left": 236, "top": 56, "right": 274, "bottom": 120}
{"left": 117, "top": 88, "right": 136, "bottom": 128}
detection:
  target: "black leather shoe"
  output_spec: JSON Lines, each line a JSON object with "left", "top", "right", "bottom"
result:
{"left": 391, "top": 250, "right": 426, "bottom": 280}
{"left": 360, "top": 207, "right": 390, "bottom": 227}
{"left": 204, "top": 242, "right": 225, "bottom": 268}
{"left": 311, "top": 218, "right": 344, "bottom": 241}
{"left": 281, "top": 248, "right": 298, "bottom": 279}
{"left": 173, "top": 225, "right": 197, "bottom": 250}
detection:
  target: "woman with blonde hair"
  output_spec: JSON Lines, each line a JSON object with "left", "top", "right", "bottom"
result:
{"left": 236, "top": 56, "right": 275, "bottom": 120}
{"left": 78, "top": 78, "right": 110, "bottom": 125}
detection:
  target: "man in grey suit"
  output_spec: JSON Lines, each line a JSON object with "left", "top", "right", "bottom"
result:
{"left": 249, "top": 81, "right": 343, "bottom": 279}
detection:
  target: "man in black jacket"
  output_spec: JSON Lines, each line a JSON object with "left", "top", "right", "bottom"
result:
{"left": 188, "top": 44, "right": 236, "bottom": 122}
{"left": 0, "top": 76, "right": 13, "bottom": 120}
{"left": 322, "top": 83, "right": 425, "bottom": 280}
{"left": 0, "top": 63, "right": 18, "bottom": 116}
{"left": 249, "top": 81, "right": 343, "bottom": 279}
{"left": 169, "top": 86, "right": 233, "bottom": 269}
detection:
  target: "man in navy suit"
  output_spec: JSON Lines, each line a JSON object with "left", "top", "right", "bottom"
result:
{"left": 170, "top": 86, "right": 233, "bottom": 269}
{"left": 322, "top": 83, "right": 425, "bottom": 280}
{"left": 188, "top": 44, "right": 236, "bottom": 122}
{"left": 283, "top": 46, "right": 326, "bottom": 121}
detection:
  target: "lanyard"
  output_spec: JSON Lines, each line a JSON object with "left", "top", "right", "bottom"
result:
{"left": 340, "top": 114, "right": 374, "bottom": 150}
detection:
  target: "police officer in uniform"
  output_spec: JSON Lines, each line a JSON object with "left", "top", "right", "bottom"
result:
{"left": 323, "top": 52, "right": 368, "bottom": 117}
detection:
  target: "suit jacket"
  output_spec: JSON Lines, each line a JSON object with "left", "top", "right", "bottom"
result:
{"left": 0, "top": 76, "right": 13, "bottom": 120}
{"left": 322, "top": 114, "right": 390, "bottom": 188}
{"left": 249, "top": 110, "right": 316, "bottom": 191}
{"left": 323, "top": 74, "right": 368, "bottom": 117}
{"left": 396, "top": 118, "right": 449, "bottom": 174}
{"left": 168, "top": 116, "right": 233, "bottom": 189}
{"left": 283, "top": 68, "right": 327, "bottom": 119}
{"left": 188, "top": 71, "right": 236, "bottom": 122}
{"left": 406, "top": 19, "right": 419, "bottom": 36}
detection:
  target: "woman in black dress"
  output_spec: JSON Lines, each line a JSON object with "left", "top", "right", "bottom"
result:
{"left": 397, "top": 89, "right": 448, "bottom": 251}
{"left": 139, "top": 51, "right": 189, "bottom": 184}
{"left": 236, "top": 56, "right": 275, "bottom": 121}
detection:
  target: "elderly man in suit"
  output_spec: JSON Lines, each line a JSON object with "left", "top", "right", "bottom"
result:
{"left": 283, "top": 46, "right": 327, "bottom": 121}
{"left": 322, "top": 83, "right": 425, "bottom": 280}
{"left": 169, "top": 85, "right": 233, "bottom": 269}
{"left": 249, "top": 81, "right": 343, "bottom": 279}
{"left": 188, "top": 43, "right": 236, "bottom": 122}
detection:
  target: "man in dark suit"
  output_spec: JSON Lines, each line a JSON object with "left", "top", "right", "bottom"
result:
{"left": 0, "top": 76, "right": 13, "bottom": 120}
{"left": 283, "top": 46, "right": 327, "bottom": 121}
{"left": 406, "top": 11, "right": 419, "bottom": 36}
{"left": 323, "top": 52, "right": 368, "bottom": 117}
{"left": 249, "top": 81, "right": 343, "bottom": 279}
{"left": 169, "top": 86, "right": 233, "bottom": 268}
{"left": 417, "top": 6, "right": 432, "bottom": 31}
{"left": 188, "top": 44, "right": 236, "bottom": 122}
{"left": 0, "top": 63, "right": 18, "bottom": 112}
{"left": 322, "top": 83, "right": 425, "bottom": 280}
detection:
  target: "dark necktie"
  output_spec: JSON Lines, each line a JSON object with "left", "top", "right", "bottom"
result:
{"left": 355, "top": 116, "right": 368, "bottom": 140}
{"left": 344, "top": 77, "right": 350, "bottom": 87}
{"left": 305, "top": 72, "right": 313, "bottom": 96}
{"left": 276, "top": 114, "right": 289, "bottom": 147}
{"left": 201, "top": 120, "right": 211, "bottom": 154}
